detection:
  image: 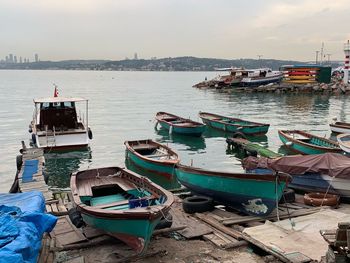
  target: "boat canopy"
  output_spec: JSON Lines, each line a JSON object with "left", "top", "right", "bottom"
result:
{"left": 242, "top": 153, "right": 350, "bottom": 178}
{"left": 34, "top": 97, "right": 87, "bottom": 103}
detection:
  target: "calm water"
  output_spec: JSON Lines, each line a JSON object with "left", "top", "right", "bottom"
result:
{"left": 0, "top": 70, "right": 349, "bottom": 192}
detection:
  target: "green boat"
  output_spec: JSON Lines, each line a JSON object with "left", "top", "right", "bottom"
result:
{"left": 199, "top": 112, "right": 269, "bottom": 135}
{"left": 155, "top": 112, "right": 206, "bottom": 137}
{"left": 71, "top": 167, "right": 174, "bottom": 254}
{"left": 278, "top": 130, "right": 342, "bottom": 155}
{"left": 124, "top": 139, "right": 180, "bottom": 179}
{"left": 175, "top": 164, "right": 291, "bottom": 216}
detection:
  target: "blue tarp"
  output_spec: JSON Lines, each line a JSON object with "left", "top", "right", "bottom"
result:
{"left": 21, "top": 160, "right": 39, "bottom": 183}
{"left": 0, "top": 191, "right": 57, "bottom": 263}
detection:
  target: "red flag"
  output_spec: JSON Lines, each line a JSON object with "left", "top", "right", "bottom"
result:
{"left": 54, "top": 86, "right": 59, "bottom": 97}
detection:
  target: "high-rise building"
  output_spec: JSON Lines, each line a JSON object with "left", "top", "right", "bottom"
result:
{"left": 35, "top": 53, "right": 39, "bottom": 62}
{"left": 19, "top": 57, "right": 22, "bottom": 63}
{"left": 14, "top": 56, "right": 17, "bottom": 63}
{"left": 134, "top": 52, "right": 138, "bottom": 60}
{"left": 5, "top": 56, "right": 9, "bottom": 63}
{"left": 9, "top": 54, "right": 13, "bottom": 63}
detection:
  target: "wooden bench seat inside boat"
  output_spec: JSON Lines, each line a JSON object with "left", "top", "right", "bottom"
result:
{"left": 146, "top": 153, "right": 171, "bottom": 158}
{"left": 77, "top": 176, "right": 137, "bottom": 197}
{"left": 92, "top": 195, "right": 157, "bottom": 209}
{"left": 132, "top": 144, "right": 158, "bottom": 151}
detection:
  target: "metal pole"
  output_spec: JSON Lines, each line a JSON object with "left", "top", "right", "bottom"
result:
{"left": 315, "top": 51, "right": 319, "bottom": 64}
{"left": 86, "top": 100, "right": 89, "bottom": 129}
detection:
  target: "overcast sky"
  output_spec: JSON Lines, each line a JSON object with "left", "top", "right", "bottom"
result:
{"left": 1, "top": 0, "right": 349, "bottom": 61}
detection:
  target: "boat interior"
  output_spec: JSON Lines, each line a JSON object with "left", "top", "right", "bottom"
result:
{"left": 76, "top": 170, "right": 164, "bottom": 211}
{"left": 36, "top": 102, "right": 85, "bottom": 132}
{"left": 289, "top": 132, "right": 337, "bottom": 147}
{"left": 132, "top": 143, "right": 175, "bottom": 160}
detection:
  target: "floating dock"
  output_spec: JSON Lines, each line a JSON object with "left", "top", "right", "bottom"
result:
{"left": 226, "top": 137, "right": 282, "bottom": 158}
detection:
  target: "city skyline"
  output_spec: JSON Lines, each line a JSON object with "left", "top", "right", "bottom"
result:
{"left": 1, "top": 0, "right": 349, "bottom": 61}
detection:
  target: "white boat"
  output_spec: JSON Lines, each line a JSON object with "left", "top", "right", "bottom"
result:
{"left": 330, "top": 121, "right": 350, "bottom": 134}
{"left": 240, "top": 68, "right": 283, "bottom": 87}
{"left": 337, "top": 134, "right": 350, "bottom": 153}
{"left": 29, "top": 96, "right": 92, "bottom": 151}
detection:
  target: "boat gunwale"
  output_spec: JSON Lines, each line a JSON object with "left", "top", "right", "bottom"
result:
{"left": 155, "top": 111, "right": 205, "bottom": 129}
{"left": 124, "top": 139, "right": 180, "bottom": 166}
{"left": 278, "top": 130, "right": 341, "bottom": 152}
{"left": 198, "top": 112, "right": 269, "bottom": 128}
{"left": 176, "top": 164, "right": 292, "bottom": 183}
{"left": 70, "top": 166, "right": 174, "bottom": 220}
{"left": 330, "top": 122, "right": 350, "bottom": 129}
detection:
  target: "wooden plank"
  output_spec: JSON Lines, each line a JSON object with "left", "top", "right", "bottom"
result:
{"left": 203, "top": 233, "right": 228, "bottom": 247}
{"left": 51, "top": 203, "right": 59, "bottom": 213}
{"left": 45, "top": 204, "right": 52, "bottom": 213}
{"left": 65, "top": 256, "right": 85, "bottom": 263}
{"left": 170, "top": 199, "right": 212, "bottom": 238}
{"left": 195, "top": 213, "right": 242, "bottom": 240}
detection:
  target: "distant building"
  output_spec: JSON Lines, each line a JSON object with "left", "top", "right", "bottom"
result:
{"left": 134, "top": 53, "right": 138, "bottom": 60}
{"left": 5, "top": 56, "right": 9, "bottom": 63}
{"left": 14, "top": 56, "right": 17, "bottom": 63}
{"left": 19, "top": 57, "right": 22, "bottom": 63}
{"left": 35, "top": 53, "right": 39, "bottom": 62}
{"left": 9, "top": 54, "right": 13, "bottom": 63}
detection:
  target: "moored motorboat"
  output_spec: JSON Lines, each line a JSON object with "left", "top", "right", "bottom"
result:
{"left": 242, "top": 153, "right": 350, "bottom": 201}
{"left": 70, "top": 167, "right": 174, "bottom": 254}
{"left": 337, "top": 134, "right": 350, "bottom": 154}
{"left": 29, "top": 89, "right": 92, "bottom": 151}
{"left": 175, "top": 164, "right": 291, "bottom": 216}
{"left": 124, "top": 139, "right": 180, "bottom": 179}
{"left": 278, "top": 130, "right": 342, "bottom": 155}
{"left": 155, "top": 112, "right": 206, "bottom": 137}
{"left": 239, "top": 68, "right": 283, "bottom": 87}
{"left": 199, "top": 112, "right": 269, "bottom": 135}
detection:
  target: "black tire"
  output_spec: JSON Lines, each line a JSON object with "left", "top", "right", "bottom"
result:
{"left": 68, "top": 208, "right": 85, "bottom": 228}
{"left": 88, "top": 128, "right": 93, "bottom": 140}
{"left": 16, "top": 155, "right": 23, "bottom": 171}
{"left": 279, "top": 188, "right": 295, "bottom": 204}
{"left": 155, "top": 213, "right": 173, "bottom": 230}
{"left": 182, "top": 196, "right": 214, "bottom": 214}
{"left": 231, "top": 132, "right": 247, "bottom": 139}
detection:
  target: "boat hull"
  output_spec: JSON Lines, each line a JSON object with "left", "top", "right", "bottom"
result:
{"left": 81, "top": 213, "right": 160, "bottom": 253}
{"left": 330, "top": 123, "right": 350, "bottom": 134}
{"left": 240, "top": 75, "right": 282, "bottom": 87}
{"left": 34, "top": 132, "right": 89, "bottom": 151}
{"left": 202, "top": 119, "right": 269, "bottom": 135}
{"left": 158, "top": 121, "right": 205, "bottom": 136}
{"left": 278, "top": 130, "right": 342, "bottom": 155}
{"left": 126, "top": 149, "right": 176, "bottom": 179}
{"left": 337, "top": 134, "right": 350, "bottom": 154}
{"left": 175, "top": 166, "right": 289, "bottom": 216}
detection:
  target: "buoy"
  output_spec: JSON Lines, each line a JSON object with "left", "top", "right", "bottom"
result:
{"left": 285, "top": 141, "right": 293, "bottom": 146}
{"left": 88, "top": 127, "right": 93, "bottom": 140}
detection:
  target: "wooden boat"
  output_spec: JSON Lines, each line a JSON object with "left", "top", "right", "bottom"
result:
{"left": 30, "top": 90, "right": 92, "bottom": 151}
{"left": 278, "top": 130, "right": 342, "bottom": 155}
{"left": 70, "top": 167, "right": 174, "bottom": 254}
{"left": 337, "top": 134, "right": 350, "bottom": 153}
{"left": 124, "top": 139, "right": 180, "bottom": 179}
{"left": 242, "top": 153, "right": 350, "bottom": 201}
{"left": 155, "top": 112, "right": 206, "bottom": 137}
{"left": 175, "top": 164, "right": 291, "bottom": 216}
{"left": 330, "top": 121, "right": 350, "bottom": 134}
{"left": 199, "top": 112, "right": 269, "bottom": 135}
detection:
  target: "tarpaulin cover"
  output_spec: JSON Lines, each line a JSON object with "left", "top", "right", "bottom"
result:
{"left": 242, "top": 153, "right": 350, "bottom": 178}
{"left": 0, "top": 191, "right": 57, "bottom": 263}
{"left": 22, "top": 160, "right": 39, "bottom": 183}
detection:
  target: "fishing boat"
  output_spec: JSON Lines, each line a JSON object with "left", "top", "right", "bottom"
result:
{"left": 70, "top": 167, "right": 174, "bottom": 254}
{"left": 175, "top": 164, "right": 291, "bottom": 216}
{"left": 29, "top": 89, "right": 92, "bottom": 151}
{"left": 278, "top": 130, "right": 342, "bottom": 155}
{"left": 155, "top": 112, "right": 206, "bottom": 137}
{"left": 124, "top": 139, "right": 180, "bottom": 179}
{"left": 199, "top": 112, "right": 269, "bottom": 135}
{"left": 239, "top": 68, "right": 283, "bottom": 87}
{"left": 337, "top": 134, "right": 350, "bottom": 154}
{"left": 242, "top": 153, "right": 350, "bottom": 201}
{"left": 330, "top": 120, "right": 350, "bottom": 134}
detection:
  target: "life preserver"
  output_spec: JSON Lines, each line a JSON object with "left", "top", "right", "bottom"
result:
{"left": 304, "top": 192, "right": 339, "bottom": 207}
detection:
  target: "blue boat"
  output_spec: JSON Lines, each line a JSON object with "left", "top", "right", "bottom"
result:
{"left": 175, "top": 164, "right": 291, "bottom": 216}
{"left": 155, "top": 112, "right": 206, "bottom": 137}
{"left": 242, "top": 153, "right": 350, "bottom": 201}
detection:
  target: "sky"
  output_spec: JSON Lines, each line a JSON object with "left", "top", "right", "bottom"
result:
{"left": 0, "top": 0, "right": 349, "bottom": 62}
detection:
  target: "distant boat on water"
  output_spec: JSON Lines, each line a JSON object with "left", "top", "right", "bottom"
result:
{"left": 330, "top": 120, "right": 350, "bottom": 134}
{"left": 337, "top": 134, "right": 350, "bottom": 154}
{"left": 199, "top": 112, "right": 270, "bottom": 135}
{"left": 29, "top": 90, "right": 92, "bottom": 151}
{"left": 155, "top": 112, "right": 206, "bottom": 137}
